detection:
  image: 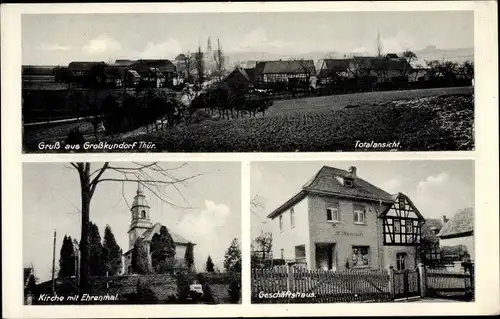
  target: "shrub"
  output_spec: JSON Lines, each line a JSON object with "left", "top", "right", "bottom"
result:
{"left": 196, "top": 273, "right": 215, "bottom": 304}
{"left": 176, "top": 272, "right": 191, "bottom": 302}
{"left": 228, "top": 278, "right": 241, "bottom": 304}
{"left": 135, "top": 279, "right": 159, "bottom": 304}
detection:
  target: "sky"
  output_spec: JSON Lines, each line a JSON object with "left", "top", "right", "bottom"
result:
{"left": 22, "top": 11, "right": 474, "bottom": 65}
{"left": 23, "top": 162, "right": 241, "bottom": 282}
{"left": 250, "top": 161, "right": 474, "bottom": 238}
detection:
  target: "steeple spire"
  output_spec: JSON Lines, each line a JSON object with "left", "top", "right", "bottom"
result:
{"left": 137, "top": 182, "right": 144, "bottom": 195}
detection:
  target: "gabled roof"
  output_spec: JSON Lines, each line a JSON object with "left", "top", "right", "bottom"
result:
{"left": 267, "top": 165, "right": 394, "bottom": 219}
{"left": 68, "top": 61, "right": 107, "bottom": 71}
{"left": 259, "top": 60, "right": 316, "bottom": 75}
{"left": 352, "top": 56, "right": 412, "bottom": 71}
{"left": 141, "top": 223, "right": 194, "bottom": 245}
{"left": 317, "top": 59, "right": 351, "bottom": 78}
{"left": 421, "top": 218, "right": 443, "bottom": 242}
{"left": 438, "top": 207, "right": 474, "bottom": 239}
{"left": 244, "top": 68, "right": 256, "bottom": 82}
{"left": 226, "top": 67, "right": 251, "bottom": 82}
{"left": 378, "top": 192, "right": 425, "bottom": 221}
{"left": 127, "top": 69, "right": 141, "bottom": 78}
{"left": 114, "top": 59, "right": 135, "bottom": 67}
{"left": 130, "top": 59, "right": 176, "bottom": 73}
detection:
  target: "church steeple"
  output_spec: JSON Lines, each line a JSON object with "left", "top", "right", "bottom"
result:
{"left": 128, "top": 183, "right": 153, "bottom": 249}
{"left": 207, "top": 37, "right": 212, "bottom": 54}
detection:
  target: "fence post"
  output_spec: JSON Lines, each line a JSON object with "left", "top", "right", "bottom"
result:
{"left": 287, "top": 262, "right": 295, "bottom": 292}
{"left": 388, "top": 266, "right": 395, "bottom": 300}
{"left": 417, "top": 263, "right": 427, "bottom": 298}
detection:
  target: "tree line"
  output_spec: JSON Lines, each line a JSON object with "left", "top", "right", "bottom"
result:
{"left": 191, "top": 85, "right": 274, "bottom": 120}
{"left": 58, "top": 223, "right": 123, "bottom": 278}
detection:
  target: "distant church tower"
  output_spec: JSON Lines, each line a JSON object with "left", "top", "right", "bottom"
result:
{"left": 207, "top": 37, "right": 212, "bottom": 56}
{"left": 128, "top": 183, "right": 153, "bottom": 249}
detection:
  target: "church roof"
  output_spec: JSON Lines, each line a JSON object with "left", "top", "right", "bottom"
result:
{"left": 141, "top": 223, "right": 194, "bottom": 245}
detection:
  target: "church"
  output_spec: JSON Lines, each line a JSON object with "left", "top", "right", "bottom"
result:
{"left": 122, "top": 184, "right": 195, "bottom": 274}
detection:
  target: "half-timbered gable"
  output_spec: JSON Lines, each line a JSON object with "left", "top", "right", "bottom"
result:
{"left": 381, "top": 193, "right": 424, "bottom": 246}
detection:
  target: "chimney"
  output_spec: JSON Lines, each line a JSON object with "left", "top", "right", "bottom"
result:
{"left": 348, "top": 166, "right": 357, "bottom": 177}
{"left": 442, "top": 215, "right": 449, "bottom": 224}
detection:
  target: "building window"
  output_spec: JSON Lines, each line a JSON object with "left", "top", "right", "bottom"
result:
{"left": 399, "top": 197, "right": 405, "bottom": 209}
{"left": 295, "top": 245, "right": 306, "bottom": 263}
{"left": 141, "top": 210, "right": 147, "bottom": 219}
{"left": 396, "top": 253, "right": 407, "bottom": 270}
{"left": 352, "top": 246, "right": 370, "bottom": 267}
{"left": 281, "top": 249, "right": 285, "bottom": 260}
{"left": 344, "top": 178, "right": 353, "bottom": 187}
{"left": 326, "top": 205, "right": 340, "bottom": 222}
{"left": 279, "top": 215, "right": 283, "bottom": 232}
{"left": 405, "top": 220, "right": 413, "bottom": 233}
{"left": 353, "top": 206, "right": 366, "bottom": 224}
{"left": 290, "top": 208, "right": 295, "bottom": 228}
{"left": 394, "top": 220, "right": 401, "bottom": 233}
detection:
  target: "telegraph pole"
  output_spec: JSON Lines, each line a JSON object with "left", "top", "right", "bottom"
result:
{"left": 51, "top": 230, "right": 57, "bottom": 296}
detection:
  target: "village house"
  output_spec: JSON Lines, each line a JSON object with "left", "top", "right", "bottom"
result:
{"left": 268, "top": 165, "right": 426, "bottom": 272}
{"left": 347, "top": 54, "right": 414, "bottom": 83}
{"left": 129, "top": 59, "right": 176, "bottom": 88}
{"left": 438, "top": 207, "right": 474, "bottom": 264}
{"left": 67, "top": 61, "right": 107, "bottom": 78}
{"left": 254, "top": 60, "right": 316, "bottom": 87}
{"left": 224, "top": 67, "right": 252, "bottom": 92}
{"left": 122, "top": 184, "right": 195, "bottom": 274}
{"left": 316, "top": 59, "right": 351, "bottom": 86}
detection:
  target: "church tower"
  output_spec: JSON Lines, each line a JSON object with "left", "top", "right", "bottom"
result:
{"left": 207, "top": 37, "right": 212, "bottom": 55}
{"left": 128, "top": 183, "right": 153, "bottom": 249}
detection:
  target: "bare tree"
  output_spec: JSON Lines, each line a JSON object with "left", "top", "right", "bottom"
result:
{"left": 184, "top": 52, "right": 193, "bottom": 83}
{"left": 213, "top": 38, "right": 225, "bottom": 83}
{"left": 291, "top": 59, "right": 315, "bottom": 95}
{"left": 194, "top": 46, "right": 205, "bottom": 88}
{"left": 69, "top": 162, "right": 201, "bottom": 296}
{"left": 348, "top": 56, "right": 374, "bottom": 89}
{"left": 399, "top": 50, "right": 418, "bottom": 79}
{"left": 376, "top": 31, "right": 383, "bottom": 57}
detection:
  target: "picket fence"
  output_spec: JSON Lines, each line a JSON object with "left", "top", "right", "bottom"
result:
{"left": 252, "top": 263, "right": 475, "bottom": 303}
{"left": 426, "top": 267, "right": 474, "bottom": 300}
{"left": 252, "top": 266, "right": 391, "bottom": 303}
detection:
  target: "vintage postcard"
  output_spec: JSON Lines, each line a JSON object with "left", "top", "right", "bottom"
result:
{"left": 1, "top": 1, "right": 499, "bottom": 319}
{"left": 19, "top": 10, "right": 474, "bottom": 153}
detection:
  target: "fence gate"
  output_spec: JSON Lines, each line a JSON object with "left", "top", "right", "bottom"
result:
{"left": 393, "top": 269, "right": 420, "bottom": 299}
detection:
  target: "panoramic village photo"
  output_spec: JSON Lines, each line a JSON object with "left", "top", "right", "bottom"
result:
{"left": 22, "top": 11, "right": 474, "bottom": 153}
{"left": 23, "top": 162, "right": 242, "bottom": 304}
{"left": 250, "top": 161, "right": 475, "bottom": 303}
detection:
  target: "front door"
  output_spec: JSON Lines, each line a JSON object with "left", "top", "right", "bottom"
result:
{"left": 396, "top": 253, "right": 407, "bottom": 271}
{"left": 315, "top": 243, "right": 336, "bottom": 271}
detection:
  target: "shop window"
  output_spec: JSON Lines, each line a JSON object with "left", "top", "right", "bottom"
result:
{"left": 352, "top": 246, "right": 370, "bottom": 267}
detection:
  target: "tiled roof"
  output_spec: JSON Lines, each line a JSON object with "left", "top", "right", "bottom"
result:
{"left": 438, "top": 207, "right": 474, "bottom": 239}
{"left": 303, "top": 166, "right": 394, "bottom": 202}
{"left": 317, "top": 59, "right": 351, "bottom": 78}
{"left": 130, "top": 59, "right": 176, "bottom": 73}
{"left": 114, "top": 59, "right": 135, "bottom": 67}
{"left": 140, "top": 223, "right": 193, "bottom": 245}
{"left": 353, "top": 56, "right": 412, "bottom": 71}
{"left": 68, "top": 61, "right": 107, "bottom": 71}
{"left": 421, "top": 218, "right": 443, "bottom": 241}
{"left": 267, "top": 165, "right": 394, "bottom": 219}
{"left": 260, "top": 60, "right": 316, "bottom": 75}
{"left": 227, "top": 67, "right": 250, "bottom": 82}
{"left": 244, "top": 68, "right": 256, "bottom": 82}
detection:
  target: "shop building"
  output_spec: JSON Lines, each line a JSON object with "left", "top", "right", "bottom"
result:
{"left": 268, "top": 165, "right": 425, "bottom": 271}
